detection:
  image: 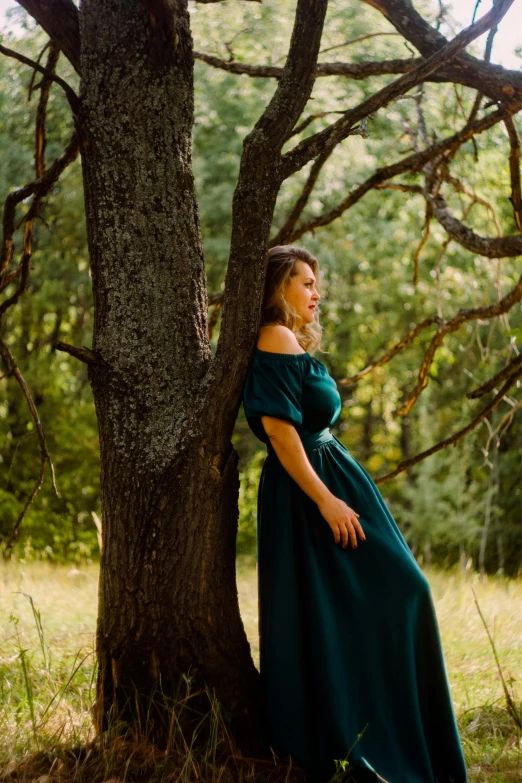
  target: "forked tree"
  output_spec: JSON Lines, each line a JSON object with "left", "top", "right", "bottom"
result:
{"left": 0, "top": 0, "right": 521, "bottom": 752}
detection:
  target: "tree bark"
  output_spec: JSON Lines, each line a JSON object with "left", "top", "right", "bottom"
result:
{"left": 77, "top": 0, "right": 260, "bottom": 749}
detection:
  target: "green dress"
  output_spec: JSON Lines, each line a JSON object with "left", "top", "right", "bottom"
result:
{"left": 241, "top": 348, "right": 468, "bottom": 783}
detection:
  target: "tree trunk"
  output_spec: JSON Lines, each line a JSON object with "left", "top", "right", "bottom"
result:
{"left": 77, "top": 0, "right": 260, "bottom": 750}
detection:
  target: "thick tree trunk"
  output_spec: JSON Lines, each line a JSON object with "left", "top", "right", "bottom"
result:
{"left": 77, "top": 0, "right": 260, "bottom": 750}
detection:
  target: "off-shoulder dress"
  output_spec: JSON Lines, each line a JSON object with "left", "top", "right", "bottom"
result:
{"left": 241, "top": 348, "right": 468, "bottom": 783}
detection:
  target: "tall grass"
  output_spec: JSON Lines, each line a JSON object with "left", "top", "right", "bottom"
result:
{"left": 0, "top": 559, "right": 520, "bottom": 781}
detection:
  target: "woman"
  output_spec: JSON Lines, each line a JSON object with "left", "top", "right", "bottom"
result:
{"left": 241, "top": 245, "right": 468, "bottom": 783}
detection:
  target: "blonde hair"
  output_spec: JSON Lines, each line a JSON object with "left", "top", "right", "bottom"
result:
{"left": 260, "top": 245, "right": 323, "bottom": 355}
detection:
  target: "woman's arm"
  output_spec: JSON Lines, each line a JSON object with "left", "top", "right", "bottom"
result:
{"left": 262, "top": 416, "right": 366, "bottom": 550}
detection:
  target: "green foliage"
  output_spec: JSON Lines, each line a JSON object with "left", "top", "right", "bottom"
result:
{"left": 236, "top": 447, "right": 264, "bottom": 558}
{"left": 399, "top": 436, "right": 485, "bottom": 565}
{"left": 0, "top": 1, "right": 520, "bottom": 571}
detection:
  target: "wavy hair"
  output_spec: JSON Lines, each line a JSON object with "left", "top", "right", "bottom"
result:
{"left": 260, "top": 244, "right": 323, "bottom": 355}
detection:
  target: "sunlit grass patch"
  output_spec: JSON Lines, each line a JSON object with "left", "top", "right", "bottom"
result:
{"left": 0, "top": 559, "right": 521, "bottom": 781}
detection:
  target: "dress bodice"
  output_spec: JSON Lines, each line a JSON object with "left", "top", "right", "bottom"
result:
{"left": 241, "top": 348, "right": 342, "bottom": 444}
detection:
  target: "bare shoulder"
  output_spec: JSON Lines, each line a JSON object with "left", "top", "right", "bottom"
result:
{"left": 257, "top": 324, "right": 305, "bottom": 355}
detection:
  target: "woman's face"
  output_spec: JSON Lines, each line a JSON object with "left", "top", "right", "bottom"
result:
{"left": 283, "top": 260, "right": 321, "bottom": 326}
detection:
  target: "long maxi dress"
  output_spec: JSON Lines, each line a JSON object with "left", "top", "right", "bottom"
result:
{"left": 241, "top": 347, "right": 468, "bottom": 783}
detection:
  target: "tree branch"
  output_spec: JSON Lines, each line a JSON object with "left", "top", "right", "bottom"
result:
{"left": 469, "top": 354, "right": 522, "bottom": 398}
{"left": 0, "top": 131, "right": 80, "bottom": 298}
{"left": 441, "top": 167, "right": 502, "bottom": 236}
{"left": 0, "top": 39, "right": 80, "bottom": 114}
{"left": 212, "top": 0, "right": 329, "bottom": 384}
{"left": 319, "top": 31, "right": 400, "bottom": 55}
{"left": 193, "top": 53, "right": 522, "bottom": 107}
{"left": 358, "top": 0, "right": 522, "bottom": 110}
{"left": 241, "top": 0, "right": 329, "bottom": 148}
{"left": 34, "top": 42, "right": 60, "bottom": 178}
{"left": 276, "top": 108, "right": 508, "bottom": 245}
{"left": 339, "top": 316, "right": 442, "bottom": 385}
{"left": 374, "top": 362, "right": 521, "bottom": 482}
{"left": 394, "top": 273, "right": 522, "bottom": 415}
{"left": 504, "top": 116, "right": 522, "bottom": 232}
{"left": 14, "top": 0, "right": 80, "bottom": 74}
{"left": 54, "top": 341, "right": 100, "bottom": 365}
{"left": 340, "top": 274, "right": 522, "bottom": 417}
{"left": 0, "top": 334, "right": 59, "bottom": 553}
{"left": 10, "top": 0, "right": 522, "bottom": 114}
{"left": 426, "top": 193, "right": 522, "bottom": 257}
{"left": 270, "top": 147, "right": 335, "bottom": 248}
{"left": 280, "top": 0, "right": 516, "bottom": 179}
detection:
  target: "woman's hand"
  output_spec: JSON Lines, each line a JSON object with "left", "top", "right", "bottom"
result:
{"left": 317, "top": 493, "right": 366, "bottom": 549}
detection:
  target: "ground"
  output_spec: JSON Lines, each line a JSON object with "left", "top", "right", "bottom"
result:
{"left": 0, "top": 558, "right": 521, "bottom": 781}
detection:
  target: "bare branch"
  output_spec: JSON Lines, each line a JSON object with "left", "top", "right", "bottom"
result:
{"left": 14, "top": 0, "right": 80, "bottom": 74}
{"left": 340, "top": 274, "right": 522, "bottom": 408}
{"left": 358, "top": 0, "right": 522, "bottom": 110}
{"left": 487, "top": 399, "right": 522, "bottom": 445}
{"left": 194, "top": 53, "right": 522, "bottom": 108}
{"left": 374, "top": 182, "right": 422, "bottom": 193}
{"left": 13, "top": 0, "right": 521, "bottom": 113}
{"left": 285, "top": 111, "right": 346, "bottom": 141}
{"left": 280, "top": 108, "right": 508, "bottom": 244}
{"left": 0, "top": 132, "right": 80, "bottom": 297}
{"left": 35, "top": 42, "right": 60, "bottom": 177}
{"left": 54, "top": 341, "right": 100, "bottom": 365}
{"left": 470, "top": 585, "right": 522, "bottom": 730}
{"left": 0, "top": 40, "right": 80, "bottom": 114}
{"left": 280, "top": 0, "right": 516, "bottom": 179}
{"left": 442, "top": 168, "right": 502, "bottom": 236}
{"left": 395, "top": 273, "right": 522, "bottom": 415}
{"left": 469, "top": 354, "right": 522, "bottom": 398}
{"left": 248, "top": 0, "right": 329, "bottom": 148}
{"left": 412, "top": 205, "right": 432, "bottom": 285}
{"left": 374, "top": 363, "right": 521, "bottom": 483}
{"left": 270, "top": 149, "right": 335, "bottom": 247}
{"left": 0, "top": 335, "right": 59, "bottom": 553}
{"left": 193, "top": 51, "right": 281, "bottom": 77}
{"left": 213, "top": 0, "right": 329, "bottom": 377}
{"left": 338, "top": 316, "right": 442, "bottom": 386}
{"left": 319, "top": 31, "right": 400, "bottom": 55}
{"left": 426, "top": 193, "right": 522, "bottom": 257}
{"left": 0, "top": 65, "right": 83, "bottom": 549}
{"left": 504, "top": 116, "right": 522, "bottom": 232}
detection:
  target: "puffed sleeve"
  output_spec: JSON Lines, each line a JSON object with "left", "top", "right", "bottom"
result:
{"left": 242, "top": 353, "right": 304, "bottom": 441}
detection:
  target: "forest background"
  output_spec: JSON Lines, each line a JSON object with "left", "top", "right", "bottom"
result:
{"left": 0, "top": 0, "right": 520, "bottom": 576}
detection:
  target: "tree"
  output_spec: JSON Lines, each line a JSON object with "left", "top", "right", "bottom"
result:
{"left": 0, "top": 0, "right": 520, "bottom": 753}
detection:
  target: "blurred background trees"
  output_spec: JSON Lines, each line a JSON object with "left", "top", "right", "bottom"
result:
{"left": 0, "top": 0, "right": 520, "bottom": 574}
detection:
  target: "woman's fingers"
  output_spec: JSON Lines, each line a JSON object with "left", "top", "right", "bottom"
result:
{"left": 337, "top": 522, "right": 355, "bottom": 549}
{"left": 340, "top": 515, "right": 366, "bottom": 549}
{"left": 327, "top": 503, "right": 365, "bottom": 549}
{"left": 355, "top": 518, "right": 366, "bottom": 541}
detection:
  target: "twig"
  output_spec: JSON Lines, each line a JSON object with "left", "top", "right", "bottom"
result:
{"left": 374, "top": 362, "right": 521, "bottom": 482}
{"left": 470, "top": 585, "right": 522, "bottom": 730}
{"left": 0, "top": 335, "right": 60, "bottom": 554}
{"left": 0, "top": 40, "right": 80, "bottom": 115}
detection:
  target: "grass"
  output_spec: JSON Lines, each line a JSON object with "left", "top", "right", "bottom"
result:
{"left": 0, "top": 558, "right": 520, "bottom": 781}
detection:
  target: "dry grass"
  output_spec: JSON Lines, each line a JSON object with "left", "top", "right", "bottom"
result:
{"left": 0, "top": 558, "right": 520, "bottom": 782}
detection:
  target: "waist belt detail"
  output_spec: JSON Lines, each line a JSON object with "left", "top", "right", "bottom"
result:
{"left": 266, "top": 427, "right": 334, "bottom": 457}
